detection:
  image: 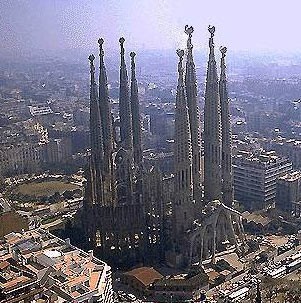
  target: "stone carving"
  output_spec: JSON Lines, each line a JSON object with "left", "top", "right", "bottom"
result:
{"left": 98, "top": 38, "right": 104, "bottom": 46}
{"left": 176, "top": 49, "right": 184, "bottom": 58}
{"left": 130, "top": 51, "right": 136, "bottom": 59}
{"left": 98, "top": 38, "right": 104, "bottom": 57}
{"left": 208, "top": 25, "right": 215, "bottom": 36}
{"left": 88, "top": 54, "right": 95, "bottom": 62}
{"left": 119, "top": 37, "right": 125, "bottom": 55}
{"left": 88, "top": 54, "right": 95, "bottom": 73}
{"left": 220, "top": 46, "right": 227, "bottom": 57}
{"left": 185, "top": 25, "right": 194, "bottom": 36}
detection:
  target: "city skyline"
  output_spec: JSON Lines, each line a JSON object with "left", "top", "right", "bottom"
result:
{"left": 2, "top": 0, "right": 301, "bottom": 53}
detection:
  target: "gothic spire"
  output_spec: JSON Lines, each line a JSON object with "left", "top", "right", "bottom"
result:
{"left": 220, "top": 46, "right": 227, "bottom": 82}
{"left": 173, "top": 49, "right": 194, "bottom": 241}
{"left": 89, "top": 54, "right": 104, "bottom": 160}
{"left": 89, "top": 54, "right": 96, "bottom": 85}
{"left": 208, "top": 26, "right": 218, "bottom": 80}
{"left": 219, "top": 46, "right": 234, "bottom": 206}
{"left": 130, "top": 51, "right": 143, "bottom": 166}
{"left": 88, "top": 54, "right": 104, "bottom": 204}
{"left": 119, "top": 37, "right": 133, "bottom": 151}
{"left": 204, "top": 26, "right": 222, "bottom": 202}
{"left": 98, "top": 38, "right": 114, "bottom": 174}
{"left": 184, "top": 25, "right": 202, "bottom": 204}
{"left": 176, "top": 50, "right": 185, "bottom": 96}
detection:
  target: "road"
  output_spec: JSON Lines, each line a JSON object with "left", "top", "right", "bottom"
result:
{"left": 208, "top": 244, "right": 301, "bottom": 301}
{"left": 0, "top": 196, "right": 12, "bottom": 212}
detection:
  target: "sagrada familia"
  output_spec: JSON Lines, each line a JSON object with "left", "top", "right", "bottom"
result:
{"left": 74, "top": 25, "right": 246, "bottom": 268}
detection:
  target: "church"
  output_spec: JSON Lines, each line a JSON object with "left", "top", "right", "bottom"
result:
{"left": 74, "top": 25, "right": 245, "bottom": 268}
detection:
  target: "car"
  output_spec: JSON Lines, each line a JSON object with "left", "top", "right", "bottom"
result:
{"left": 126, "top": 293, "right": 136, "bottom": 301}
{"left": 118, "top": 294, "right": 126, "bottom": 301}
{"left": 117, "top": 290, "right": 125, "bottom": 295}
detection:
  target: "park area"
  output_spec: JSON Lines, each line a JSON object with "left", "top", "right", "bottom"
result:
{"left": 13, "top": 180, "right": 80, "bottom": 197}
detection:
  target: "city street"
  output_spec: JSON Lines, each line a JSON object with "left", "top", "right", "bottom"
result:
{"left": 207, "top": 244, "right": 301, "bottom": 302}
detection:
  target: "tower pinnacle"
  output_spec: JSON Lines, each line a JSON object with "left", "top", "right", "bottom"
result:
{"left": 173, "top": 48, "right": 193, "bottom": 241}
{"left": 208, "top": 26, "right": 216, "bottom": 67}
{"left": 98, "top": 38, "right": 104, "bottom": 50}
{"left": 130, "top": 51, "right": 143, "bottom": 166}
{"left": 204, "top": 25, "right": 222, "bottom": 202}
{"left": 219, "top": 46, "right": 227, "bottom": 75}
{"left": 177, "top": 49, "right": 184, "bottom": 80}
{"left": 119, "top": 37, "right": 133, "bottom": 151}
{"left": 219, "top": 46, "right": 234, "bottom": 206}
{"left": 88, "top": 54, "right": 104, "bottom": 204}
{"left": 184, "top": 25, "right": 202, "bottom": 205}
{"left": 98, "top": 38, "right": 114, "bottom": 176}
{"left": 185, "top": 25, "right": 194, "bottom": 58}
{"left": 88, "top": 54, "right": 95, "bottom": 83}
{"left": 119, "top": 37, "right": 125, "bottom": 52}
{"left": 130, "top": 51, "right": 136, "bottom": 64}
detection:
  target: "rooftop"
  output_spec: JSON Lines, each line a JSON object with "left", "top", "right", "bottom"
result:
{"left": 242, "top": 211, "right": 272, "bottom": 226}
{"left": 279, "top": 170, "right": 301, "bottom": 182}
{"left": 0, "top": 258, "right": 37, "bottom": 294}
{"left": 124, "top": 267, "right": 163, "bottom": 287}
{"left": 29, "top": 105, "right": 53, "bottom": 116}
{"left": 234, "top": 150, "right": 291, "bottom": 166}
{"left": 0, "top": 229, "right": 111, "bottom": 302}
{"left": 216, "top": 253, "right": 244, "bottom": 272}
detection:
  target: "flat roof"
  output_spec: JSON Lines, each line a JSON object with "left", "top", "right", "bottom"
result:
{"left": 1, "top": 229, "right": 109, "bottom": 300}
{"left": 44, "top": 250, "right": 62, "bottom": 258}
{"left": 267, "top": 266, "right": 286, "bottom": 277}
{"left": 228, "top": 287, "right": 249, "bottom": 299}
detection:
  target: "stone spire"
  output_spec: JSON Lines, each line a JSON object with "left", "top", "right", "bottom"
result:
{"left": 184, "top": 25, "right": 202, "bottom": 204}
{"left": 88, "top": 54, "right": 104, "bottom": 204}
{"left": 204, "top": 26, "right": 222, "bottom": 202}
{"left": 98, "top": 38, "right": 113, "bottom": 174}
{"left": 173, "top": 49, "right": 194, "bottom": 238}
{"left": 119, "top": 37, "right": 133, "bottom": 151}
{"left": 130, "top": 52, "right": 143, "bottom": 166}
{"left": 219, "top": 46, "right": 234, "bottom": 206}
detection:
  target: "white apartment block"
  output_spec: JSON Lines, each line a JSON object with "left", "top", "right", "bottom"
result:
{"left": 233, "top": 150, "right": 292, "bottom": 209}
{"left": 0, "top": 229, "right": 113, "bottom": 303}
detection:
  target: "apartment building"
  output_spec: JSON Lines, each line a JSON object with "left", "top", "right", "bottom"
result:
{"left": 276, "top": 171, "right": 301, "bottom": 217}
{"left": 233, "top": 150, "right": 292, "bottom": 209}
{"left": 0, "top": 229, "right": 113, "bottom": 303}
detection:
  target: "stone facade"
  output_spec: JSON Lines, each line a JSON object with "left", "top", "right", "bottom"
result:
{"left": 75, "top": 39, "right": 165, "bottom": 267}
{"left": 203, "top": 26, "right": 222, "bottom": 203}
{"left": 76, "top": 26, "right": 244, "bottom": 269}
{"left": 172, "top": 50, "right": 194, "bottom": 244}
{"left": 185, "top": 26, "right": 202, "bottom": 204}
{"left": 169, "top": 26, "right": 245, "bottom": 268}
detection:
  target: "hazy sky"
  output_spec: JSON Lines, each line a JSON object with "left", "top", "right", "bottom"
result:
{"left": 1, "top": 0, "right": 301, "bottom": 53}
